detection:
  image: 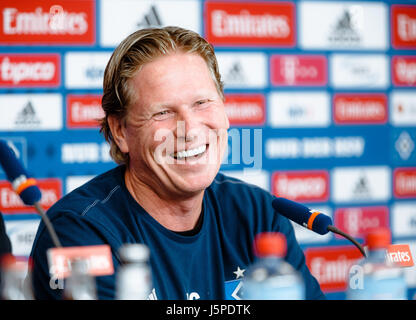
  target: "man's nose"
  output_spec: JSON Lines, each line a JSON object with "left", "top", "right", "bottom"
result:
{"left": 175, "top": 108, "right": 200, "bottom": 142}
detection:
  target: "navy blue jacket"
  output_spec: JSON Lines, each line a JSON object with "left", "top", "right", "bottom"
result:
{"left": 30, "top": 165, "right": 325, "bottom": 300}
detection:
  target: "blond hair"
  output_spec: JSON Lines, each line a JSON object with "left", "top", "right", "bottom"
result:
{"left": 100, "top": 26, "right": 224, "bottom": 164}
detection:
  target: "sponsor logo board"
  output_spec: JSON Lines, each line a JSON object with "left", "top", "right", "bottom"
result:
{"left": 392, "top": 5, "right": 416, "bottom": 49}
{"left": 0, "top": 0, "right": 95, "bottom": 45}
{"left": 387, "top": 244, "right": 414, "bottom": 268}
{"left": 390, "top": 91, "right": 416, "bottom": 126}
{"left": 4, "top": 219, "right": 40, "bottom": 257}
{"left": 268, "top": 91, "right": 330, "bottom": 127}
{"left": 266, "top": 136, "right": 365, "bottom": 159}
{"left": 61, "top": 142, "right": 112, "bottom": 164}
{"left": 0, "top": 178, "right": 62, "bottom": 214}
{"left": 334, "top": 206, "right": 389, "bottom": 239}
{"left": 224, "top": 94, "right": 265, "bottom": 126}
{"left": 271, "top": 170, "right": 329, "bottom": 203}
{"left": 393, "top": 167, "right": 416, "bottom": 198}
{"left": 4, "top": 219, "right": 41, "bottom": 256}
{"left": 220, "top": 169, "right": 269, "bottom": 191}
{"left": 65, "top": 52, "right": 111, "bottom": 89}
{"left": 216, "top": 52, "right": 267, "bottom": 89}
{"left": 332, "top": 166, "right": 391, "bottom": 203}
{"left": 333, "top": 93, "right": 388, "bottom": 125}
{"left": 205, "top": 1, "right": 295, "bottom": 46}
{"left": 299, "top": 1, "right": 388, "bottom": 50}
{"left": 270, "top": 55, "right": 327, "bottom": 86}
{"left": 66, "top": 175, "right": 95, "bottom": 194}
{"left": 66, "top": 94, "right": 104, "bottom": 128}
{"left": 305, "top": 246, "right": 363, "bottom": 292}
{"left": 393, "top": 130, "right": 416, "bottom": 162}
{"left": 330, "top": 54, "right": 389, "bottom": 89}
{"left": 0, "top": 94, "right": 62, "bottom": 131}
{"left": 0, "top": 54, "right": 60, "bottom": 87}
{"left": 392, "top": 56, "right": 416, "bottom": 87}
{"left": 392, "top": 201, "right": 416, "bottom": 238}
{"left": 100, "top": 0, "right": 200, "bottom": 47}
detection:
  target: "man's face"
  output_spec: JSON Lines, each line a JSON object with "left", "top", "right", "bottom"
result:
{"left": 116, "top": 52, "right": 229, "bottom": 199}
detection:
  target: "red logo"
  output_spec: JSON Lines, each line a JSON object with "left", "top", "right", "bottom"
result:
{"left": 392, "top": 5, "right": 416, "bottom": 49}
{"left": 387, "top": 244, "right": 414, "bottom": 268}
{"left": 205, "top": 1, "right": 295, "bottom": 46}
{"left": 0, "top": 0, "right": 95, "bottom": 45}
{"left": 305, "top": 246, "right": 363, "bottom": 292}
{"left": 394, "top": 167, "right": 416, "bottom": 198}
{"left": 67, "top": 94, "right": 104, "bottom": 128}
{"left": 272, "top": 170, "right": 329, "bottom": 203}
{"left": 0, "top": 178, "right": 62, "bottom": 214}
{"left": 334, "top": 206, "right": 389, "bottom": 239}
{"left": 224, "top": 94, "right": 265, "bottom": 126}
{"left": 270, "top": 55, "right": 327, "bottom": 86}
{"left": 392, "top": 56, "right": 416, "bottom": 86}
{"left": 333, "top": 94, "right": 388, "bottom": 124}
{"left": 0, "top": 54, "right": 60, "bottom": 87}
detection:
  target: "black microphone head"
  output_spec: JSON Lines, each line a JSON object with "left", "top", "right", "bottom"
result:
{"left": 0, "top": 139, "right": 24, "bottom": 182}
{"left": 18, "top": 183, "right": 42, "bottom": 206}
{"left": 0, "top": 139, "right": 41, "bottom": 205}
{"left": 310, "top": 212, "right": 332, "bottom": 235}
{"left": 272, "top": 197, "right": 332, "bottom": 235}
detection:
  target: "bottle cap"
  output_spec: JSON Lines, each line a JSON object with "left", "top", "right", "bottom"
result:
{"left": 118, "top": 243, "right": 150, "bottom": 263}
{"left": 366, "top": 228, "right": 391, "bottom": 250}
{"left": 253, "top": 232, "right": 287, "bottom": 257}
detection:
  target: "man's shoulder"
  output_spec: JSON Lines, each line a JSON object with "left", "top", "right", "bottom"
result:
{"left": 209, "top": 171, "right": 274, "bottom": 210}
{"left": 211, "top": 171, "right": 272, "bottom": 197}
{"left": 47, "top": 165, "right": 125, "bottom": 220}
{"left": 32, "top": 165, "right": 127, "bottom": 252}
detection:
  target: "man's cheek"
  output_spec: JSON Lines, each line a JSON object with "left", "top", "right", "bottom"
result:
{"left": 153, "top": 128, "right": 176, "bottom": 165}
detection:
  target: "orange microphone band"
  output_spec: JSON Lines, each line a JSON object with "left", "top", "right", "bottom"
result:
{"left": 15, "top": 177, "right": 38, "bottom": 195}
{"left": 307, "top": 210, "right": 321, "bottom": 231}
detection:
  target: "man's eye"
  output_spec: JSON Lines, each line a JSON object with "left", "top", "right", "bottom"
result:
{"left": 195, "top": 99, "right": 211, "bottom": 108}
{"left": 152, "top": 110, "right": 174, "bottom": 120}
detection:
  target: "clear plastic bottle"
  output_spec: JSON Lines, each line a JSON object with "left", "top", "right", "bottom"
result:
{"left": 0, "top": 254, "right": 34, "bottom": 300}
{"left": 63, "top": 258, "right": 97, "bottom": 300}
{"left": 346, "top": 228, "right": 407, "bottom": 300}
{"left": 115, "top": 243, "right": 152, "bottom": 300}
{"left": 242, "top": 232, "right": 305, "bottom": 300}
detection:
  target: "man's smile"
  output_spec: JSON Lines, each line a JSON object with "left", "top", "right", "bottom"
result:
{"left": 171, "top": 144, "right": 208, "bottom": 160}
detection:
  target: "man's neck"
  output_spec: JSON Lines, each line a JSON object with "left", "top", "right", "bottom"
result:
{"left": 124, "top": 167, "right": 204, "bottom": 232}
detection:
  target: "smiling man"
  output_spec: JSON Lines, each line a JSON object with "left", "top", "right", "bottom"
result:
{"left": 30, "top": 27, "right": 325, "bottom": 300}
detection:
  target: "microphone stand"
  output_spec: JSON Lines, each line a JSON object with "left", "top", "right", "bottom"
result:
{"left": 34, "top": 202, "right": 62, "bottom": 248}
{"left": 327, "top": 225, "right": 366, "bottom": 257}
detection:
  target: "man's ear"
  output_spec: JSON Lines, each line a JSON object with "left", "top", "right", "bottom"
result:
{"left": 107, "top": 115, "right": 129, "bottom": 153}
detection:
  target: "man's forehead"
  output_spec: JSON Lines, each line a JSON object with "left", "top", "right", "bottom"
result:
{"left": 129, "top": 53, "right": 216, "bottom": 95}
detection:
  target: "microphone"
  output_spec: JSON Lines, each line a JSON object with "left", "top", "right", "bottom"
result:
{"left": 0, "top": 140, "right": 61, "bottom": 248}
{"left": 0, "top": 140, "right": 41, "bottom": 206}
{"left": 272, "top": 197, "right": 366, "bottom": 257}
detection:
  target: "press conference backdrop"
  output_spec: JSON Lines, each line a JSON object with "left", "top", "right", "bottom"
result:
{"left": 0, "top": 0, "right": 415, "bottom": 300}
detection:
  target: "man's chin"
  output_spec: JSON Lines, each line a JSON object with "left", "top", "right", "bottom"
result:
{"left": 167, "top": 170, "right": 218, "bottom": 195}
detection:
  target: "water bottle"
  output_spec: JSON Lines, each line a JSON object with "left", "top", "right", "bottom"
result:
{"left": 242, "top": 232, "right": 305, "bottom": 300}
{"left": 0, "top": 254, "right": 34, "bottom": 300}
{"left": 115, "top": 243, "right": 152, "bottom": 300}
{"left": 63, "top": 258, "right": 97, "bottom": 300}
{"left": 346, "top": 228, "right": 407, "bottom": 300}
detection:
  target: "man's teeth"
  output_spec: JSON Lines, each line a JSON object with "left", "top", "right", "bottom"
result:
{"left": 174, "top": 145, "right": 206, "bottom": 159}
